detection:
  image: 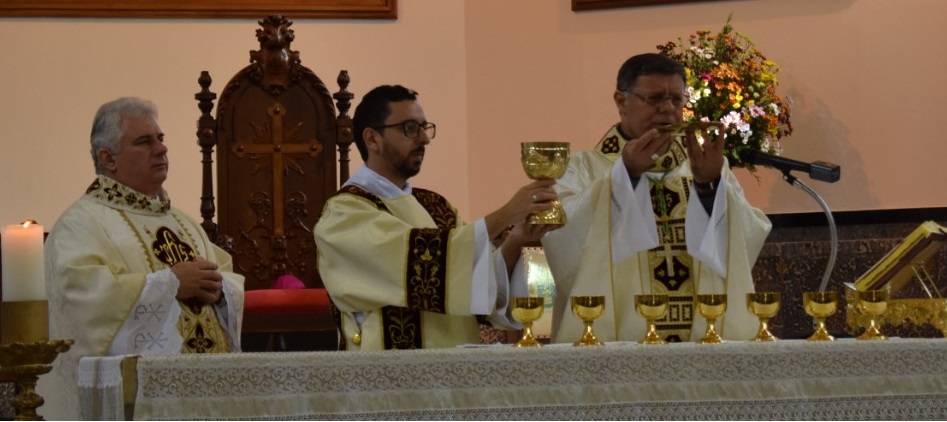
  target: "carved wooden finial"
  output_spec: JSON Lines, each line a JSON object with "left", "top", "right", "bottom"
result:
{"left": 334, "top": 70, "right": 355, "bottom": 183}
{"left": 256, "top": 15, "right": 295, "bottom": 48}
{"left": 195, "top": 70, "right": 218, "bottom": 240}
{"left": 334, "top": 70, "right": 353, "bottom": 117}
{"left": 248, "top": 15, "right": 301, "bottom": 95}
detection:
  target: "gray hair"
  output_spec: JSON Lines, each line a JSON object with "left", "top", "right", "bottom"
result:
{"left": 90, "top": 97, "right": 159, "bottom": 174}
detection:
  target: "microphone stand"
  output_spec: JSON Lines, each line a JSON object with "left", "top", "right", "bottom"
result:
{"left": 777, "top": 170, "right": 837, "bottom": 292}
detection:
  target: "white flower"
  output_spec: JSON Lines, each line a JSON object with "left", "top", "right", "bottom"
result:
{"left": 720, "top": 111, "right": 752, "bottom": 143}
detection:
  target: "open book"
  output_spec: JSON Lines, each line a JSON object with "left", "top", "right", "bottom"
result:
{"left": 852, "top": 220, "right": 947, "bottom": 294}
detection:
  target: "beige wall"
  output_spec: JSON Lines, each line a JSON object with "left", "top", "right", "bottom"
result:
{"left": 1, "top": 0, "right": 944, "bottom": 228}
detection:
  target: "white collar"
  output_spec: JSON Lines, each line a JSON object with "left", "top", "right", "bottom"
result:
{"left": 344, "top": 166, "right": 413, "bottom": 199}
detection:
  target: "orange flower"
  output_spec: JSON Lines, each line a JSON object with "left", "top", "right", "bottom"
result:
{"left": 657, "top": 14, "right": 792, "bottom": 170}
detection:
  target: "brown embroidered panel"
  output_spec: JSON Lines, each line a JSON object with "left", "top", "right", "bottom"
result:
{"left": 86, "top": 176, "right": 171, "bottom": 214}
{"left": 337, "top": 185, "right": 389, "bottom": 212}
{"left": 152, "top": 227, "right": 198, "bottom": 267}
{"left": 177, "top": 304, "right": 230, "bottom": 353}
{"left": 399, "top": 188, "right": 456, "bottom": 314}
{"left": 381, "top": 306, "right": 422, "bottom": 349}
{"left": 334, "top": 185, "right": 458, "bottom": 348}
{"left": 600, "top": 134, "right": 621, "bottom": 154}
{"left": 412, "top": 188, "right": 457, "bottom": 230}
{"left": 406, "top": 188, "right": 456, "bottom": 313}
{"left": 405, "top": 227, "right": 449, "bottom": 313}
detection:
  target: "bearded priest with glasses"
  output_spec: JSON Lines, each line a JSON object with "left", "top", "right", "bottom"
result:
{"left": 315, "top": 84, "right": 561, "bottom": 350}
{"left": 541, "top": 53, "right": 771, "bottom": 344}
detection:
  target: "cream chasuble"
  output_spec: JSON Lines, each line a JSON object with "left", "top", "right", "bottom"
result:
{"left": 316, "top": 167, "right": 523, "bottom": 351}
{"left": 542, "top": 125, "right": 770, "bottom": 344}
{"left": 39, "top": 175, "right": 244, "bottom": 420}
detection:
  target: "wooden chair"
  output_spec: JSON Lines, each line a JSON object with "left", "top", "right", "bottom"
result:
{"left": 195, "top": 15, "right": 354, "bottom": 351}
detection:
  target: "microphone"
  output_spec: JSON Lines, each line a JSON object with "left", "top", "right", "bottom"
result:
{"left": 739, "top": 150, "right": 841, "bottom": 183}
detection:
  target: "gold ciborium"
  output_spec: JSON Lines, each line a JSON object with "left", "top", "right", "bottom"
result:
{"left": 511, "top": 297, "right": 545, "bottom": 347}
{"left": 571, "top": 295, "right": 605, "bottom": 346}
{"left": 695, "top": 294, "right": 727, "bottom": 344}
{"left": 635, "top": 294, "right": 669, "bottom": 345}
{"left": 804, "top": 291, "right": 838, "bottom": 341}
{"left": 855, "top": 289, "right": 888, "bottom": 340}
{"left": 746, "top": 292, "right": 781, "bottom": 342}
{"left": 0, "top": 340, "right": 74, "bottom": 421}
{"left": 520, "top": 142, "right": 570, "bottom": 225}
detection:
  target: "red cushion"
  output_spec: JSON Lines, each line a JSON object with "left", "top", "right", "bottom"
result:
{"left": 244, "top": 288, "right": 331, "bottom": 316}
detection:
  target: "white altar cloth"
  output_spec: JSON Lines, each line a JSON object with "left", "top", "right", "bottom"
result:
{"left": 78, "top": 338, "right": 947, "bottom": 420}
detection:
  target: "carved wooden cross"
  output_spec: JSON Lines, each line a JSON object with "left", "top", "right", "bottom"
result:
{"left": 232, "top": 102, "right": 323, "bottom": 236}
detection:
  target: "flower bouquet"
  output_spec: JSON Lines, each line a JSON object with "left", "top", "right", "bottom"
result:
{"left": 657, "top": 15, "right": 792, "bottom": 170}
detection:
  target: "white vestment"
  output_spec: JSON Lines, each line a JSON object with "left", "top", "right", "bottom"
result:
{"left": 315, "top": 166, "right": 525, "bottom": 350}
{"left": 542, "top": 125, "right": 770, "bottom": 344}
{"left": 38, "top": 175, "right": 244, "bottom": 420}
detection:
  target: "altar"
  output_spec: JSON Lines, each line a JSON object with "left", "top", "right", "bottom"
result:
{"left": 78, "top": 338, "right": 947, "bottom": 420}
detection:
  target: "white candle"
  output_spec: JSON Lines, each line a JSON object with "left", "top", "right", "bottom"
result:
{"left": 1, "top": 220, "right": 46, "bottom": 302}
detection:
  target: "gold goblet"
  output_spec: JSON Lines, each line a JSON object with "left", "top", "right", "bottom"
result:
{"left": 695, "top": 294, "right": 727, "bottom": 344}
{"left": 635, "top": 294, "right": 669, "bottom": 345}
{"left": 746, "top": 292, "right": 781, "bottom": 342}
{"left": 511, "top": 297, "right": 545, "bottom": 347}
{"left": 855, "top": 289, "right": 888, "bottom": 340}
{"left": 803, "top": 291, "right": 838, "bottom": 341}
{"left": 521, "top": 142, "right": 570, "bottom": 225}
{"left": 571, "top": 295, "right": 605, "bottom": 346}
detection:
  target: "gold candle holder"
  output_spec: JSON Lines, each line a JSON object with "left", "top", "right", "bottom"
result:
{"left": 1, "top": 300, "right": 72, "bottom": 420}
{"left": 0, "top": 340, "right": 73, "bottom": 421}
{"left": 1, "top": 301, "right": 49, "bottom": 344}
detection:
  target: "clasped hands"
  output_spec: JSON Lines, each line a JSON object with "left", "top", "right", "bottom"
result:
{"left": 623, "top": 121, "right": 727, "bottom": 184}
{"left": 172, "top": 257, "right": 224, "bottom": 304}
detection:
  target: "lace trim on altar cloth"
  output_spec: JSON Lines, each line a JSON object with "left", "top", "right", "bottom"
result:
{"left": 295, "top": 395, "right": 947, "bottom": 421}
{"left": 77, "top": 356, "right": 126, "bottom": 421}
{"left": 92, "top": 339, "right": 947, "bottom": 420}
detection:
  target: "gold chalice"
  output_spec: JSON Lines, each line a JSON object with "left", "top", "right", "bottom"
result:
{"left": 521, "top": 142, "right": 570, "bottom": 225}
{"left": 511, "top": 297, "right": 545, "bottom": 347}
{"left": 746, "top": 292, "right": 781, "bottom": 342}
{"left": 855, "top": 289, "right": 888, "bottom": 340}
{"left": 635, "top": 294, "right": 669, "bottom": 345}
{"left": 571, "top": 295, "right": 605, "bottom": 346}
{"left": 803, "top": 291, "right": 838, "bottom": 341}
{"left": 695, "top": 294, "right": 727, "bottom": 344}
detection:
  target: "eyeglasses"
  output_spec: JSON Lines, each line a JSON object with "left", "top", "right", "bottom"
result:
{"left": 626, "top": 91, "right": 688, "bottom": 108}
{"left": 372, "top": 120, "right": 437, "bottom": 139}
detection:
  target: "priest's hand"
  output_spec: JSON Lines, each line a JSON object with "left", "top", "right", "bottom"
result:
{"left": 171, "top": 257, "right": 225, "bottom": 304}
{"left": 622, "top": 128, "right": 672, "bottom": 179}
{"left": 500, "top": 223, "right": 559, "bottom": 276}
{"left": 683, "top": 122, "right": 726, "bottom": 184}
{"left": 505, "top": 222, "right": 559, "bottom": 249}
{"left": 485, "top": 179, "right": 558, "bottom": 240}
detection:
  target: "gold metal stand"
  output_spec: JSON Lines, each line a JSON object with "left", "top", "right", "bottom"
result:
{"left": 0, "top": 300, "right": 73, "bottom": 420}
{"left": 0, "top": 340, "right": 73, "bottom": 421}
